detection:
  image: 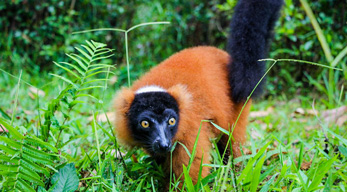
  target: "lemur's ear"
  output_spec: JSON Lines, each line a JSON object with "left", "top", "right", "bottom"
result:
{"left": 167, "top": 84, "right": 192, "bottom": 112}
{"left": 113, "top": 88, "right": 136, "bottom": 147}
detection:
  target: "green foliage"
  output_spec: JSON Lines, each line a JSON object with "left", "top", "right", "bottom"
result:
{"left": 0, "top": 118, "right": 58, "bottom": 191}
{"left": 41, "top": 40, "right": 114, "bottom": 142}
{"left": 50, "top": 163, "right": 79, "bottom": 192}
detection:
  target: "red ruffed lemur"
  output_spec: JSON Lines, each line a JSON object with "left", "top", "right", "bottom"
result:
{"left": 114, "top": 0, "right": 283, "bottom": 188}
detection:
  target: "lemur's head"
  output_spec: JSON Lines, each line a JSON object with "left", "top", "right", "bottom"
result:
{"left": 127, "top": 86, "right": 179, "bottom": 156}
{"left": 114, "top": 84, "right": 192, "bottom": 156}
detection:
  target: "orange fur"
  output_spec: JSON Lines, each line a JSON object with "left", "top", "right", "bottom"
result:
{"left": 114, "top": 46, "right": 251, "bottom": 186}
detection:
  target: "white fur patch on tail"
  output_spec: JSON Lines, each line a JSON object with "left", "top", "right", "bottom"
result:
{"left": 135, "top": 85, "right": 166, "bottom": 94}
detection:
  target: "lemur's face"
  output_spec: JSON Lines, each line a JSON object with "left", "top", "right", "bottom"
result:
{"left": 127, "top": 91, "right": 179, "bottom": 156}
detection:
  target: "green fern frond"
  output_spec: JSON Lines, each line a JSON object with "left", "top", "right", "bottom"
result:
{"left": 0, "top": 117, "right": 59, "bottom": 191}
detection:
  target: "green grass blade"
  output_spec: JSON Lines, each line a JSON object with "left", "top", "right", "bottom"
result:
{"left": 250, "top": 154, "right": 267, "bottom": 192}
{"left": 182, "top": 165, "right": 195, "bottom": 192}
{"left": 308, "top": 156, "right": 337, "bottom": 191}
{"left": 259, "top": 173, "right": 279, "bottom": 192}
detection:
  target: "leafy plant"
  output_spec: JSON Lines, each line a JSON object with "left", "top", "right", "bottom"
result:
{"left": 0, "top": 118, "right": 58, "bottom": 191}
{"left": 41, "top": 40, "right": 115, "bottom": 143}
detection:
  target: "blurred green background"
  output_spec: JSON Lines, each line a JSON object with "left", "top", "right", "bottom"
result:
{"left": 1, "top": 0, "right": 346, "bottom": 103}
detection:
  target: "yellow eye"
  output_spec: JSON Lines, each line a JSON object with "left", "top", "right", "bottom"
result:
{"left": 141, "top": 121, "right": 149, "bottom": 128}
{"left": 168, "top": 118, "right": 176, "bottom": 126}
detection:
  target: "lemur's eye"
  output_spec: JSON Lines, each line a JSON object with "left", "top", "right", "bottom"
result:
{"left": 141, "top": 120, "right": 149, "bottom": 128}
{"left": 168, "top": 118, "right": 176, "bottom": 126}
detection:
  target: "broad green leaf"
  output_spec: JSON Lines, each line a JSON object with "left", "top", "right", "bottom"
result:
{"left": 51, "top": 163, "right": 79, "bottom": 192}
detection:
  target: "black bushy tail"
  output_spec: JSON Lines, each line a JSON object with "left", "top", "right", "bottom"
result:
{"left": 227, "top": 0, "right": 283, "bottom": 103}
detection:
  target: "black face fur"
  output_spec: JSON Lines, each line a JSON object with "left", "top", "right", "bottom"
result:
{"left": 127, "top": 92, "right": 179, "bottom": 157}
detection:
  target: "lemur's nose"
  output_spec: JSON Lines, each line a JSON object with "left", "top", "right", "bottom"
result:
{"left": 154, "top": 139, "right": 171, "bottom": 153}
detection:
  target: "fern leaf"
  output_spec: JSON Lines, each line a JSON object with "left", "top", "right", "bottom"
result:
{"left": 70, "top": 53, "right": 90, "bottom": 68}
{"left": 79, "top": 86, "right": 104, "bottom": 91}
{"left": 75, "top": 47, "right": 92, "bottom": 60}
{"left": 49, "top": 74, "right": 78, "bottom": 88}
{"left": 94, "top": 50, "right": 113, "bottom": 57}
{"left": 91, "top": 54, "right": 114, "bottom": 62}
{"left": 53, "top": 62, "right": 81, "bottom": 79}
{"left": 85, "top": 70, "right": 115, "bottom": 79}
{"left": 83, "top": 79, "right": 109, "bottom": 85}
{"left": 73, "top": 93, "right": 98, "bottom": 100}
{"left": 0, "top": 118, "right": 25, "bottom": 140}
{"left": 89, "top": 63, "right": 116, "bottom": 69}
{"left": 0, "top": 154, "right": 19, "bottom": 163}
{"left": 21, "top": 157, "right": 50, "bottom": 176}
{"left": 85, "top": 66, "right": 109, "bottom": 74}
{"left": 22, "top": 144, "right": 56, "bottom": 161}
{"left": 66, "top": 53, "right": 87, "bottom": 71}
{"left": 0, "top": 164, "right": 19, "bottom": 173}
{"left": 0, "top": 144, "right": 18, "bottom": 155}
{"left": 19, "top": 164, "right": 41, "bottom": 180}
{"left": 16, "top": 178, "right": 36, "bottom": 192}
{"left": 81, "top": 45, "right": 94, "bottom": 56}
{"left": 69, "top": 100, "right": 86, "bottom": 107}
{"left": 60, "top": 62, "right": 85, "bottom": 76}
{"left": 94, "top": 47, "right": 113, "bottom": 53}
{"left": 19, "top": 171, "right": 45, "bottom": 186}
{"left": 91, "top": 40, "right": 106, "bottom": 48}
{"left": 85, "top": 40, "right": 96, "bottom": 50}
{"left": 0, "top": 135, "right": 22, "bottom": 149}
{"left": 22, "top": 152, "right": 54, "bottom": 166}
{"left": 25, "top": 136, "right": 58, "bottom": 153}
